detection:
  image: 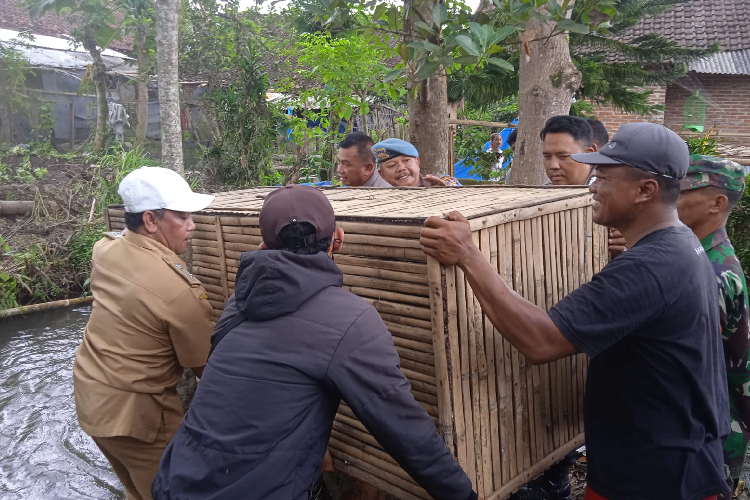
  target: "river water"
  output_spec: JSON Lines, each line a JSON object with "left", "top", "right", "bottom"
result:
{"left": 0, "top": 305, "right": 124, "bottom": 500}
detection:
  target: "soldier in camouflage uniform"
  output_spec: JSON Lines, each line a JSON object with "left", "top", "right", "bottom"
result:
{"left": 677, "top": 155, "right": 750, "bottom": 499}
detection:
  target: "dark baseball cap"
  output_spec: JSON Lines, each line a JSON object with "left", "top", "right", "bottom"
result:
{"left": 259, "top": 185, "right": 336, "bottom": 250}
{"left": 571, "top": 122, "right": 689, "bottom": 179}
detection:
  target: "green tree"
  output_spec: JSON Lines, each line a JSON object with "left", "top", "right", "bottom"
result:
{"left": 207, "top": 42, "right": 280, "bottom": 185}
{"left": 122, "top": 0, "right": 156, "bottom": 148}
{"left": 25, "top": 0, "right": 121, "bottom": 151}
{"left": 293, "top": 0, "right": 613, "bottom": 176}
{"left": 283, "top": 32, "right": 401, "bottom": 177}
{"left": 449, "top": 0, "right": 718, "bottom": 115}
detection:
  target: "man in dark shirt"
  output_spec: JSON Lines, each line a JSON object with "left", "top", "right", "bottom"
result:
{"left": 420, "top": 122, "right": 730, "bottom": 500}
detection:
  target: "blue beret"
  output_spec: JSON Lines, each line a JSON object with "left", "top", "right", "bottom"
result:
{"left": 371, "top": 138, "right": 419, "bottom": 163}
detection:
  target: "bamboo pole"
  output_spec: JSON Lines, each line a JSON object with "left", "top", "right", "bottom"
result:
{"left": 427, "top": 256, "right": 454, "bottom": 453}
{"left": 0, "top": 296, "right": 93, "bottom": 318}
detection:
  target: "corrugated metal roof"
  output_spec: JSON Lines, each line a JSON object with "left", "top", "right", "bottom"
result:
{"left": 0, "top": 28, "right": 135, "bottom": 75}
{"left": 689, "top": 49, "right": 750, "bottom": 75}
{"left": 0, "top": 28, "right": 130, "bottom": 59}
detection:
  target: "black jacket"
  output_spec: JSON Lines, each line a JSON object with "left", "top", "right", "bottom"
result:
{"left": 152, "top": 250, "right": 475, "bottom": 500}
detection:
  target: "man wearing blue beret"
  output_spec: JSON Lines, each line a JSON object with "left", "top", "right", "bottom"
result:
{"left": 372, "top": 138, "right": 461, "bottom": 187}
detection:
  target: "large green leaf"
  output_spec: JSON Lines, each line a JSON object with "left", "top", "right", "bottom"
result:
{"left": 416, "top": 61, "right": 440, "bottom": 80}
{"left": 454, "top": 54, "right": 479, "bottom": 65}
{"left": 94, "top": 24, "right": 119, "bottom": 48}
{"left": 487, "top": 58, "right": 514, "bottom": 71}
{"left": 455, "top": 35, "right": 481, "bottom": 57}
{"left": 384, "top": 68, "right": 404, "bottom": 82}
{"left": 407, "top": 40, "right": 443, "bottom": 54}
{"left": 557, "top": 18, "right": 589, "bottom": 34}
{"left": 431, "top": 3, "right": 447, "bottom": 28}
{"left": 398, "top": 42, "right": 411, "bottom": 61}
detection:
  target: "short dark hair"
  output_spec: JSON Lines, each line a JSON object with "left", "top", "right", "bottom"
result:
{"left": 338, "top": 132, "right": 375, "bottom": 165}
{"left": 627, "top": 169, "right": 681, "bottom": 205}
{"left": 587, "top": 119, "right": 609, "bottom": 148}
{"left": 507, "top": 129, "right": 517, "bottom": 147}
{"left": 124, "top": 209, "right": 166, "bottom": 231}
{"left": 276, "top": 222, "right": 332, "bottom": 255}
{"left": 540, "top": 115, "right": 593, "bottom": 148}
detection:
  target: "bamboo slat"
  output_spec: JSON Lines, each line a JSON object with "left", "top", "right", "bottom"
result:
{"left": 107, "top": 186, "right": 603, "bottom": 500}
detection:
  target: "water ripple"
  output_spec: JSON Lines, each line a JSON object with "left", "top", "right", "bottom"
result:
{"left": 0, "top": 306, "right": 124, "bottom": 500}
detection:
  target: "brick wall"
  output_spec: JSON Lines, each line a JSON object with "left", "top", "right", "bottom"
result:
{"left": 590, "top": 75, "right": 750, "bottom": 139}
{"left": 663, "top": 74, "right": 750, "bottom": 136}
{"left": 590, "top": 86, "right": 666, "bottom": 136}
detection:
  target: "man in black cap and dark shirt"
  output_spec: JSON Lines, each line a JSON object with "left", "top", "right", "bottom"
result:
{"left": 152, "top": 185, "right": 480, "bottom": 500}
{"left": 420, "top": 122, "right": 730, "bottom": 500}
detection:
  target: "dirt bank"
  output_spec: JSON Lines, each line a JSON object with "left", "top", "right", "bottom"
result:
{"left": 0, "top": 155, "right": 105, "bottom": 307}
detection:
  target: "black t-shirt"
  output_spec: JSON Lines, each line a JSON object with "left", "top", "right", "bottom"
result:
{"left": 549, "top": 225, "right": 730, "bottom": 500}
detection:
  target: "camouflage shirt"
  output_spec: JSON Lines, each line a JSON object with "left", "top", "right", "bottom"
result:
{"left": 702, "top": 227, "right": 750, "bottom": 479}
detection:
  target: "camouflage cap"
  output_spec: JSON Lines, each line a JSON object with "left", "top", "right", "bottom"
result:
{"left": 679, "top": 155, "right": 747, "bottom": 192}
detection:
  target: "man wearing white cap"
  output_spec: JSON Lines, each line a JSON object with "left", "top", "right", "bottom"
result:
{"left": 72, "top": 166, "right": 215, "bottom": 500}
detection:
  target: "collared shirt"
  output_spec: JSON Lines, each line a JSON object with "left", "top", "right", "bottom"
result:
{"left": 362, "top": 168, "right": 392, "bottom": 187}
{"left": 701, "top": 227, "right": 750, "bottom": 480}
{"left": 73, "top": 230, "right": 213, "bottom": 442}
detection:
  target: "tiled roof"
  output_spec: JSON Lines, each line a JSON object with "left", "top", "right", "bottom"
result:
{"left": 624, "top": 0, "right": 750, "bottom": 51}
{"left": 689, "top": 48, "right": 750, "bottom": 75}
{"left": 0, "top": 0, "right": 131, "bottom": 52}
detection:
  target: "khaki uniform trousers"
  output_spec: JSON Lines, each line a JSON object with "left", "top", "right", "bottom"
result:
{"left": 92, "top": 417, "right": 170, "bottom": 500}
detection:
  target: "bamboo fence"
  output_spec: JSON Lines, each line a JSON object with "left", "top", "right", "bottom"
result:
{"left": 107, "top": 186, "right": 608, "bottom": 500}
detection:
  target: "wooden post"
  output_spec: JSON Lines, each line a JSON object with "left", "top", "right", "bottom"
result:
{"left": 214, "top": 216, "right": 230, "bottom": 300}
{"left": 69, "top": 101, "right": 75, "bottom": 148}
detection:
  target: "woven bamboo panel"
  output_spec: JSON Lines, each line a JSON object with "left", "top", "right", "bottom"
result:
{"left": 106, "top": 186, "right": 608, "bottom": 500}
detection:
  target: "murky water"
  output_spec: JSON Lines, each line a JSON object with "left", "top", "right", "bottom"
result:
{"left": 0, "top": 305, "right": 124, "bottom": 500}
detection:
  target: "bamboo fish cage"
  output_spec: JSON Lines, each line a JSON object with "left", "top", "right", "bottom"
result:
{"left": 107, "top": 186, "right": 608, "bottom": 500}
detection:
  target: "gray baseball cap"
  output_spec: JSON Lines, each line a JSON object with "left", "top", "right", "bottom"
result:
{"left": 571, "top": 122, "right": 689, "bottom": 179}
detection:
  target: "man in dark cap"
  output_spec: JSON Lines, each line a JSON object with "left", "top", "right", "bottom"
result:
{"left": 373, "top": 137, "right": 461, "bottom": 187}
{"left": 420, "top": 123, "right": 730, "bottom": 500}
{"left": 152, "top": 185, "right": 480, "bottom": 500}
{"left": 677, "top": 156, "right": 750, "bottom": 499}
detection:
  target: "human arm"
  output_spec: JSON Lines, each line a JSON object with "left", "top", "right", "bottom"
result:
{"left": 608, "top": 228, "right": 626, "bottom": 258}
{"left": 420, "top": 213, "right": 578, "bottom": 364}
{"left": 421, "top": 213, "right": 668, "bottom": 359}
{"left": 422, "top": 174, "right": 448, "bottom": 186}
{"left": 326, "top": 306, "right": 477, "bottom": 500}
{"left": 164, "top": 287, "right": 214, "bottom": 370}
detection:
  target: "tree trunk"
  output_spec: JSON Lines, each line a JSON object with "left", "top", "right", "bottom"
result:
{"left": 0, "top": 58, "right": 11, "bottom": 144}
{"left": 404, "top": 0, "right": 450, "bottom": 176}
{"left": 155, "top": 0, "right": 184, "bottom": 174}
{"left": 134, "top": 29, "right": 149, "bottom": 148}
{"left": 510, "top": 6, "right": 582, "bottom": 185}
{"left": 83, "top": 35, "right": 109, "bottom": 152}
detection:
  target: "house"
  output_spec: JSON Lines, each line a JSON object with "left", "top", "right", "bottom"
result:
{"left": 592, "top": 0, "right": 750, "bottom": 152}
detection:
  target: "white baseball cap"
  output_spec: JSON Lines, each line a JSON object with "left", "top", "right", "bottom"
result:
{"left": 118, "top": 166, "right": 215, "bottom": 213}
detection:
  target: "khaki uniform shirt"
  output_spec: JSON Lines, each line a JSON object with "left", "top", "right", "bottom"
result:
{"left": 73, "top": 231, "right": 213, "bottom": 442}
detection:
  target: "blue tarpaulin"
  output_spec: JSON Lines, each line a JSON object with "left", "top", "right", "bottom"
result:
{"left": 454, "top": 120, "right": 517, "bottom": 180}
